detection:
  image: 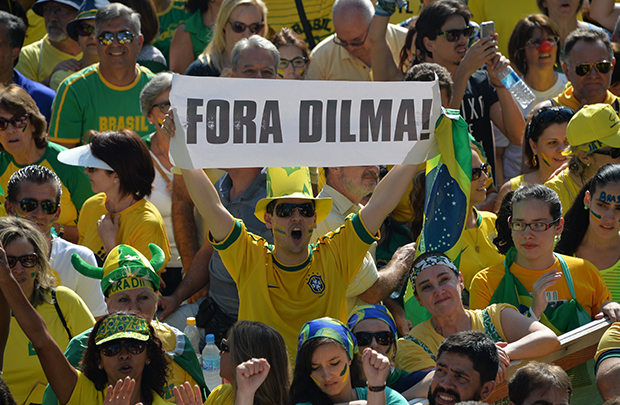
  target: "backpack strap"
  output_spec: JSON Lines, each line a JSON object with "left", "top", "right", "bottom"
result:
{"left": 52, "top": 288, "right": 72, "bottom": 341}
{"left": 294, "top": 0, "right": 316, "bottom": 49}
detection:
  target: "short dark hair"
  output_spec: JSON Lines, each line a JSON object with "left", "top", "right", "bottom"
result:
{"left": 508, "top": 362, "right": 571, "bottom": 405}
{"left": 89, "top": 130, "right": 154, "bottom": 199}
{"left": 0, "top": 11, "right": 26, "bottom": 50}
{"left": 523, "top": 106, "right": 574, "bottom": 169}
{"left": 508, "top": 14, "right": 560, "bottom": 76}
{"left": 436, "top": 330, "right": 499, "bottom": 383}
{"left": 7, "top": 165, "right": 63, "bottom": 203}
{"left": 0, "top": 85, "right": 48, "bottom": 152}
{"left": 564, "top": 27, "right": 613, "bottom": 67}
{"left": 414, "top": 0, "right": 472, "bottom": 62}
{"left": 405, "top": 62, "right": 453, "bottom": 101}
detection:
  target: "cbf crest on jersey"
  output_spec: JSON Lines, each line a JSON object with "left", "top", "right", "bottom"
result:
{"left": 307, "top": 273, "right": 325, "bottom": 294}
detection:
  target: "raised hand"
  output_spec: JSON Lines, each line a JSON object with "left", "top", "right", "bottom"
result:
{"left": 173, "top": 382, "right": 203, "bottom": 405}
{"left": 361, "top": 348, "right": 390, "bottom": 387}
{"left": 236, "top": 358, "right": 271, "bottom": 398}
{"left": 103, "top": 377, "right": 140, "bottom": 405}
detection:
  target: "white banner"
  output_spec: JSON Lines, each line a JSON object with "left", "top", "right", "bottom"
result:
{"left": 169, "top": 75, "right": 442, "bottom": 169}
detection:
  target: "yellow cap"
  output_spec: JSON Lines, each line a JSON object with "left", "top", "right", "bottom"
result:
{"left": 187, "top": 317, "right": 196, "bottom": 325}
{"left": 566, "top": 104, "right": 620, "bottom": 153}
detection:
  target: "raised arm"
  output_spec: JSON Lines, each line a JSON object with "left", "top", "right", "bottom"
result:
{"left": 500, "top": 306, "right": 560, "bottom": 361}
{"left": 589, "top": 0, "right": 620, "bottom": 32}
{"left": 0, "top": 245, "right": 78, "bottom": 404}
{"left": 487, "top": 54, "right": 525, "bottom": 146}
{"left": 360, "top": 164, "right": 418, "bottom": 235}
{"left": 369, "top": 14, "right": 405, "bottom": 81}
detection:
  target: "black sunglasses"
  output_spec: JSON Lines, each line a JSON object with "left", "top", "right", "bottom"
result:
{"left": 0, "top": 114, "right": 28, "bottom": 131}
{"left": 97, "top": 30, "right": 135, "bottom": 46}
{"left": 594, "top": 148, "right": 620, "bottom": 159}
{"left": 100, "top": 339, "right": 147, "bottom": 357}
{"left": 6, "top": 253, "right": 38, "bottom": 269}
{"left": 527, "top": 106, "right": 574, "bottom": 138}
{"left": 438, "top": 26, "right": 474, "bottom": 42}
{"left": 574, "top": 61, "right": 613, "bottom": 77}
{"left": 354, "top": 331, "right": 394, "bottom": 347}
{"left": 220, "top": 338, "right": 229, "bottom": 353}
{"left": 12, "top": 198, "right": 59, "bottom": 215}
{"left": 333, "top": 23, "right": 370, "bottom": 47}
{"left": 77, "top": 23, "right": 95, "bottom": 37}
{"left": 274, "top": 202, "right": 315, "bottom": 218}
{"left": 151, "top": 101, "right": 171, "bottom": 114}
{"left": 472, "top": 163, "right": 489, "bottom": 181}
{"left": 227, "top": 20, "right": 264, "bottom": 34}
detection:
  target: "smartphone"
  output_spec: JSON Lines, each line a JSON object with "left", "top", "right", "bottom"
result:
{"left": 481, "top": 21, "right": 495, "bottom": 38}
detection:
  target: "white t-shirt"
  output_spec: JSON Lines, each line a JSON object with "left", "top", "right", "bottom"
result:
{"left": 49, "top": 236, "right": 107, "bottom": 317}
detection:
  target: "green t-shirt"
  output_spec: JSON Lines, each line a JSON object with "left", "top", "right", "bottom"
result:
{"left": 155, "top": 0, "right": 190, "bottom": 62}
{"left": 49, "top": 63, "right": 156, "bottom": 145}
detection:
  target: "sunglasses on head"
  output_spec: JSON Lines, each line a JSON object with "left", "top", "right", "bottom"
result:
{"left": 274, "top": 202, "right": 315, "bottom": 218}
{"left": 220, "top": 338, "right": 229, "bottom": 353}
{"left": 0, "top": 114, "right": 28, "bottom": 131}
{"left": 7, "top": 253, "right": 38, "bottom": 269}
{"left": 527, "top": 106, "right": 574, "bottom": 138}
{"left": 100, "top": 339, "right": 147, "bottom": 357}
{"left": 354, "top": 331, "right": 394, "bottom": 347}
{"left": 438, "top": 26, "right": 474, "bottom": 42}
{"left": 524, "top": 35, "right": 559, "bottom": 49}
{"left": 594, "top": 148, "right": 620, "bottom": 159}
{"left": 278, "top": 57, "right": 307, "bottom": 70}
{"left": 77, "top": 23, "right": 95, "bottom": 37}
{"left": 574, "top": 60, "right": 612, "bottom": 77}
{"left": 508, "top": 216, "right": 560, "bottom": 232}
{"left": 227, "top": 20, "right": 265, "bottom": 34}
{"left": 472, "top": 163, "right": 489, "bottom": 181}
{"left": 97, "top": 30, "right": 135, "bottom": 46}
{"left": 151, "top": 101, "right": 171, "bottom": 114}
{"left": 12, "top": 198, "right": 59, "bottom": 215}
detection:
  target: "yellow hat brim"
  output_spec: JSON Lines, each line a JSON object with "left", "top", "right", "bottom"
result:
{"left": 254, "top": 194, "right": 332, "bottom": 224}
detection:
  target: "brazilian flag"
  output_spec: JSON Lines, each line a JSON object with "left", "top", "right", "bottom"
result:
{"left": 403, "top": 109, "right": 472, "bottom": 327}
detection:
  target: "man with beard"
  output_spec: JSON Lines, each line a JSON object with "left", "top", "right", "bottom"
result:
{"left": 428, "top": 331, "right": 498, "bottom": 405}
{"left": 312, "top": 166, "right": 414, "bottom": 318}
{"left": 15, "top": 0, "right": 81, "bottom": 85}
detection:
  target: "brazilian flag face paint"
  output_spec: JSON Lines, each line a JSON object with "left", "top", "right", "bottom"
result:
{"left": 339, "top": 362, "right": 349, "bottom": 383}
{"left": 540, "top": 152, "right": 552, "bottom": 167}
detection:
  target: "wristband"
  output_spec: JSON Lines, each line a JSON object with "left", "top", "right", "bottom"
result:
{"left": 529, "top": 306, "right": 540, "bottom": 321}
{"left": 367, "top": 382, "right": 387, "bottom": 392}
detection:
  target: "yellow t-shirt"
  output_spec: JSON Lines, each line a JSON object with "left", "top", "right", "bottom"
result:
{"left": 15, "top": 36, "right": 82, "bottom": 83}
{"left": 552, "top": 85, "right": 619, "bottom": 112}
{"left": 394, "top": 303, "right": 514, "bottom": 372}
{"left": 4, "top": 287, "right": 95, "bottom": 405}
{"left": 469, "top": 254, "right": 611, "bottom": 318}
{"left": 24, "top": 9, "right": 46, "bottom": 46}
{"left": 460, "top": 209, "right": 504, "bottom": 290}
{"left": 599, "top": 257, "right": 620, "bottom": 302}
{"left": 595, "top": 322, "right": 620, "bottom": 373}
{"left": 509, "top": 174, "right": 526, "bottom": 191}
{"left": 210, "top": 212, "right": 377, "bottom": 364}
{"left": 77, "top": 193, "right": 171, "bottom": 266}
{"left": 205, "top": 384, "right": 235, "bottom": 405}
{"left": 544, "top": 167, "right": 581, "bottom": 216}
{"left": 68, "top": 371, "right": 168, "bottom": 405}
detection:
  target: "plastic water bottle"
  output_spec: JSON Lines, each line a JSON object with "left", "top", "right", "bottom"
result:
{"left": 202, "top": 334, "right": 221, "bottom": 391}
{"left": 497, "top": 65, "right": 536, "bottom": 109}
{"left": 184, "top": 317, "right": 201, "bottom": 355}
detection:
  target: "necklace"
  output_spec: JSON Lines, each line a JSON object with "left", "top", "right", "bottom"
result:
{"left": 474, "top": 225, "right": 480, "bottom": 253}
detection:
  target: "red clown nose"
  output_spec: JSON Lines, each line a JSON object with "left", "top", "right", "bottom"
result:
{"left": 537, "top": 38, "right": 553, "bottom": 53}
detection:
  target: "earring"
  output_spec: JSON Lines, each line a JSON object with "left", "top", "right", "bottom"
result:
{"left": 114, "top": 179, "right": 117, "bottom": 183}
{"left": 146, "top": 359, "right": 151, "bottom": 365}
{"left": 532, "top": 155, "right": 538, "bottom": 167}
{"left": 584, "top": 205, "right": 589, "bottom": 210}
{"left": 98, "top": 364, "right": 103, "bottom": 370}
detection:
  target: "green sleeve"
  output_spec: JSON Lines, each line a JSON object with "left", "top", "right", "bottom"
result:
{"left": 49, "top": 78, "right": 84, "bottom": 144}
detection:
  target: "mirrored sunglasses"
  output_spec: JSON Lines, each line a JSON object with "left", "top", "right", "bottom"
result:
{"left": 527, "top": 106, "right": 574, "bottom": 138}
{"left": 100, "top": 339, "right": 147, "bottom": 357}
{"left": 354, "top": 331, "right": 394, "bottom": 346}
{"left": 7, "top": 253, "right": 38, "bottom": 269}
{"left": 274, "top": 202, "right": 315, "bottom": 218}
{"left": 278, "top": 57, "right": 307, "bottom": 70}
{"left": 438, "top": 26, "right": 474, "bottom": 42}
{"left": 574, "top": 61, "right": 612, "bottom": 77}
{"left": 0, "top": 114, "right": 28, "bottom": 131}
{"left": 97, "top": 30, "right": 135, "bottom": 46}
{"left": 472, "top": 163, "right": 489, "bottom": 181}
{"left": 13, "top": 198, "right": 59, "bottom": 215}
{"left": 77, "top": 23, "right": 95, "bottom": 37}
{"left": 227, "top": 20, "right": 264, "bottom": 34}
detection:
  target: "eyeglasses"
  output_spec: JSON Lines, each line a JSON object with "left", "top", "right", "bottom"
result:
{"left": 472, "top": 163, "right": 489, "bottom": 181}
{"left": 220, "top": 338, "right": 229, "bottom": 353}
{"left": 527, "top": 106, "right": 574, "bottom": 138}
{"left": 438, "top": 27, "right": 474, "bottom": 42}
{"left": 12, "top": 198, "right": 59, "bottom": 215}
{"left": 278, "top": 57, "right": 307, "bottom": 70}
{"left": 333, "top": 24, "right": 370, "bottom": 47}
{"left": 6, "top": 253, "right": 38, "bottom": 269}
{"left": 354, "top": 331, "right": 394, "bottom": 347}
{"left": 509, "top": 216, "right": 561, "bottom": 232}
{"left": 0, "top": 114, "right": 28, "bottom": 131}
{"left": 524, "top": 35, "right": 559, "bottom": 49}
{"left": 77, "top": 23, "right": 95, "bottom": 37}
{"left": 594, "top": 148, "right": 620, "bottom": 159}
{"left": 274, "top": 202, "right": 315, "bottom": 218}
{"left": 100, "top": 339, "right": 147, "bottom": 357}
{"left": 151, "top": 101, "right": 171, "bottom": 114}
{"left": 97, "top": 30, "right": 135, "bottom": 46}
{"left": 574, "top": 60, "right": 613, "bottom": 77}
{"left": 227, "top": 20, "right": 265, "bottom": 34}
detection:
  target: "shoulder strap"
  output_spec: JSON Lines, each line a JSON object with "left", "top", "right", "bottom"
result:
{"left": 294, "top": 0, "right": 316, "bottom": 49}
{"left": 554, "top": 253, "right": 577, "bottom": 300}
{"left": 52, "top": 288, "right": 73, "bottom": 340}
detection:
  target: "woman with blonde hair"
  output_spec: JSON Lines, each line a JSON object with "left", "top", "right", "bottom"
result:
{"left": 185, "top": 0, "right": 267, "bottom": 77}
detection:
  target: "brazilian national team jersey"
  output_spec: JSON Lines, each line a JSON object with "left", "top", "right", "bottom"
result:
{"left": 0, "top": 142, "right": 94, "bottom": 226}
{"left": 210, "top": 212, "right": 377, "bottom": 363}
{"left": 49, "top": 64, "right": 156, "bottom": 145}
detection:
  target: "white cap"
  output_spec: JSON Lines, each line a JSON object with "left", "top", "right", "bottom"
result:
{"left": 57, "top": 144, "right": 114, "bottom": 171}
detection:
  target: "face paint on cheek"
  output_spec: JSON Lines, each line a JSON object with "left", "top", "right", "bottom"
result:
{"left": 590, "top": 208, "right": 603, "bottom": 223}
{"left": 22, "top": 123, "right": 28, "bottom": 133}
{"left": 157, "top": 117, "right": 163, "bottom": 127}
{"left": 30, "top": 271, "right": 36, "bottom": 278}
{"left": 385, "top": 341, "right": 394, "bottom": 358}
{"left": 540, "top": 152, "right": 552, "bottom": 167}
{"left": 299, "top": 66, "right": 306, "bottom": 76}
{"left": 310, "top": 375, "right": 322, "bottom": 387}
{"left": 340, "top": 362, "right": 349, "bottom": 383}
{"left": 273, "top": 224, "right": 287, "bottom": 235}
{"left": 307, "top": 224, "right": 313, "bottom": 234}
{"left": 277, "top": 69, "right": 284, "bottom": 78}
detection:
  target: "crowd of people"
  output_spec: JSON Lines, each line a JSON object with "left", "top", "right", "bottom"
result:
{"left": 2, "top": 0, "right": 620, "bottom": 404}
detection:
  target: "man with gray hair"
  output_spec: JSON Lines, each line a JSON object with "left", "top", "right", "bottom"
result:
{"left": 230, "top": 35, "right": 279, "bottom": 78}
{"left": 49, "top": 3, "right": 156, "bottom": 148}
{"left": 306, "top": 0, "right": 406, "bottom": 81}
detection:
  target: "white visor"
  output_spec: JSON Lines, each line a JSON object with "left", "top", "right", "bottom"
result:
{"left": 57, "top": 144, "right": 114, "bottom": 171}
